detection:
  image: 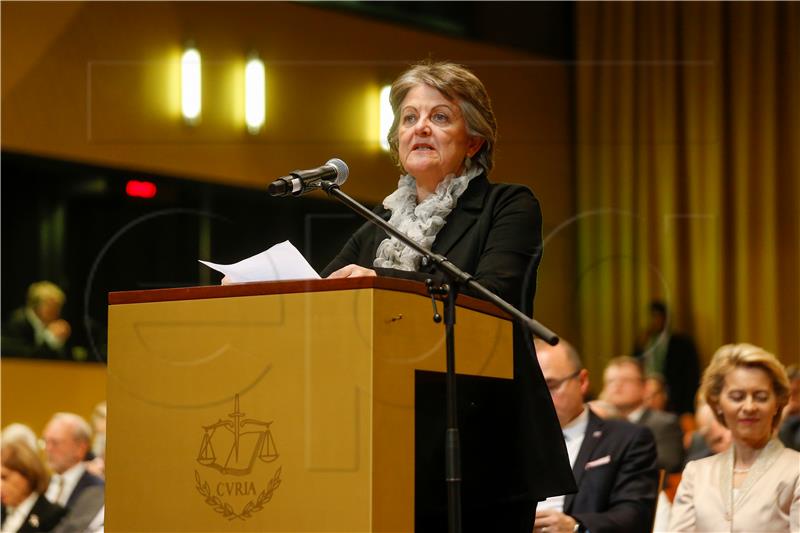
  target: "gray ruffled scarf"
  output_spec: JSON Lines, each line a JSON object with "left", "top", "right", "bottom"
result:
{"left": 373, "top": 163, "right": 482, "bottom": 271}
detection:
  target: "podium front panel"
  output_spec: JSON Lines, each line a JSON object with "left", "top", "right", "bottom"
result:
{"left": 107, "top": 284, "right": 513, "bottom": 532}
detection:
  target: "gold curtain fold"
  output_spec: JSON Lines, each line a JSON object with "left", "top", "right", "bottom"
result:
{"left": 575, "top": 1, "right": 799, "bottom": 385}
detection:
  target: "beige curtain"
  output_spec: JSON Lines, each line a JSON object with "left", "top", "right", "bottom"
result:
{"left": 575, "top": 1, "right": 799, "bottom": 384}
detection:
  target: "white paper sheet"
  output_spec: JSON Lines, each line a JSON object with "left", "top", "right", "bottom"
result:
{"left": 199, "top": 240, "right": 320, "bottom": 283}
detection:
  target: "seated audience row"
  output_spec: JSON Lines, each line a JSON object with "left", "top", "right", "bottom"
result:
{"left": 1, "top": 440, "right": 65, "bottom": 532}
{"left": 533, "top": 339, "right": 659, "bottom": 533}
{"left": 532, "top": 340, "right": 799, "bottom": 533}
{"left": 1, "top": 412, "right": 104, "bottom": 532}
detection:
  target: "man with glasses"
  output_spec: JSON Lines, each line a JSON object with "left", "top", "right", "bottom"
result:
{"left": 532, "top": 340, "right": 658, "bottom": 533}
{"left": 602, "top": 356, "right": 685, "bottom": 473}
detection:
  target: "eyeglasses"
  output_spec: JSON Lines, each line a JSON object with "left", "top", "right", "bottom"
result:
{"left": 545, "top": 369, "right": 581, "bottom": 391}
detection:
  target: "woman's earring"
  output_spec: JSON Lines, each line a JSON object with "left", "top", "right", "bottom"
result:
{"left": 464, "top": 155, "right": 472, "bottom": 169}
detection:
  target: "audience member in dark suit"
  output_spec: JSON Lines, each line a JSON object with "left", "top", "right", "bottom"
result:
{"left": 684, "top": 401, "right": 732, "bottom": 463}
{"left": 1, "top": 441, "right": 66, "bottom": 532}
{"left": 52, "top": 486, "right": 104, "bottom": 533}
{"left": 634, "top": 300, "right": 700, "bottom": 415}
{"left": 2, "top": 281, "right": 71, "bottom": 359}
{"left": 42, "top": 412, "right": 104, "bottom": 530}
{"left": 778, "top": 364, "right": 800, "bottom": 452}
{"left": 603, "top": 356, "right": 685, "bottom": 473}
{"left": 643, "top": 374, "right": 668, "bottom": 412}
{"left": 533, "top": 339, "right": 659, "bottom": 533}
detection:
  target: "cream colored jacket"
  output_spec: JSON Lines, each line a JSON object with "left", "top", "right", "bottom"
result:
{"left": 669, "top": 439, "right": 800, "bottom": 532}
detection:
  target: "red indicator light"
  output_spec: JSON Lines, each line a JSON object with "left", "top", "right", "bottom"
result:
{"left": 125, "top": 180, "right": 157, "bottom": 198}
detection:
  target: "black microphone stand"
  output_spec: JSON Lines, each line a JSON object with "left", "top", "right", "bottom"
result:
{"left": 318, "top": 180, "right": 559, "bottom": 533}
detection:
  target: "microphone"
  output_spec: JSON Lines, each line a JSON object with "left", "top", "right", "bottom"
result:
{"left": 268, "top": 158, "right": 349, "bottom": 197}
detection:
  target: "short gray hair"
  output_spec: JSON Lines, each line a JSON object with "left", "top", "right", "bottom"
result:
{"left": 48, "top": 412, "right": 92, "bottom": 444}
{"left": 387, "top": 61, "right": 498, "bottom": 174}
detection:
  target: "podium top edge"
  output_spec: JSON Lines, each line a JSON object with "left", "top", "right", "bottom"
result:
{"left": 108, "top": 277, "right": 512, "bottom": 321}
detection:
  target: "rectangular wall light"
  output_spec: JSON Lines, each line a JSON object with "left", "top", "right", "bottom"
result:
{"left": 379, "top": 85, "right": 392, "bottom": 151}
{"left": 245, "top": 57, "right": 265, "bottom": 134}
{"left": 181, "top": 46, "right": 201, "bottom": 124}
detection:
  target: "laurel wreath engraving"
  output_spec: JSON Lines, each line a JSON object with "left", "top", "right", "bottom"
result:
{"left": 194, "top": 467, "right": 282, "bottom": 521}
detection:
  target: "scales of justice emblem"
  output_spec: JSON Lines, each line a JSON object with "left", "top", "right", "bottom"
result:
{"left": 194, "top": 394, "right": 282, "bottom": 521}
{"left": 197, "top": 394, "right": 279, "bottom": 474}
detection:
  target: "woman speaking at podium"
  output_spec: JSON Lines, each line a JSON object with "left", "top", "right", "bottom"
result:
{"left": 322, "top": 61, "right": 576, "bottom": 532}
{"left": 323, "top": 61, "right": 536, "bottom": 313}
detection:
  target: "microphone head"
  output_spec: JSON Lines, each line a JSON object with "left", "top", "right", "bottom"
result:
{"left": 326, "top": 158, "right": 349, "bottom": 186}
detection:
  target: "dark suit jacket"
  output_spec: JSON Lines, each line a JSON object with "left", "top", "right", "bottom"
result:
{"left": 53, "top": 485, "right": 104, "bottom": 533}
{"left": 0, "top": 494, "right": 67, "bottom": 532}
{"left": 638, "top": 408, "right": 685, "bottom": 473}
{"left": 662, "top": 334, "right": 700, "bottom": 415}
{"left": 322, "top": 174, "right": 576, "bottom": 530}
{"left": 778, "top": 414, "right": 800, "bottom": 452}
{"left": 566, "top": 410, "right": 659, "bottom": 533}
{"left": 2, "top": 307, "right": 66, "bottom": 359}
{"left": 65, "top": 470, "right": 104, "bottom": 509}
{"left": 635, "top": 332, "right": 700, "bottom": 415}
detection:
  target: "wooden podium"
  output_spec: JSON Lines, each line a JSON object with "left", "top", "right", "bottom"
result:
{"left": 106, "top": 277, "right": 515, "bottom": 532}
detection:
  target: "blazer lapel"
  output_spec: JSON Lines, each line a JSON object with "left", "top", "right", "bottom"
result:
{"left": 431, "top": 174, "right": 489, "bottom": 257}
{"left": 66, "top": 471, "right": 90, "bottom": 508}
{"left": 565, "top": 410, "right": 605, "bottom": 512}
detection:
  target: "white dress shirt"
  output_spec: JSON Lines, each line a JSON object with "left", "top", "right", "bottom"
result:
{"left": 1, "top": 492, "right": 37, "bottom": 533}
{"left": 24, "top": 308, "right": 65, "bottom": 350}
{"left": 626, "top": 405, "right": 646, "bottom": 424}
{"left": 45, "top": 462, "right": 86, "bottom": 506}
{"left": 538, "top": 406, "right": 589, "bottom": 512}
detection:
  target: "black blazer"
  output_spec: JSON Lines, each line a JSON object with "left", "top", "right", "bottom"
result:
{"left": 634, "top": 332, "right": 700, "bottom": 415}
{"left": 322, "top": 174, "right": 576, "bottom": 531}
{"left": 638, "top": 407, "right": 685, "bottom": 474}
{"left": 662, "top": 334, "right": 700, "bottom": 415}
{"left": 0, "top": 494, "right": 66, "bottom": 532}
{"left": 1, "top": 308, "right": 65, "bottom": 359}
{"left": 566, "top": 410, "right": 659, "bottom": 533}
{"left": 321, "top": 173, "right": 543, "bottom": 312}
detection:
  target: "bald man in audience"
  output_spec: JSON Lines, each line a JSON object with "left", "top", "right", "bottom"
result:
{"left": 533, "top": 340, "right": 659, "bottom": 533}
{"left": 42, "top": 413, "right": 104, "bottom": 532}
{"left": 684, "top": 402, "right": 732, "bottom": 463}
{"left": 602, "top": 356, "right": 685, "bottom": 473}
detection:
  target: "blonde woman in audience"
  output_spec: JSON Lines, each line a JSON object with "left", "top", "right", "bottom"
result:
{"left": 0, "top": 441, "right": 66, "bottom": 532}
{"left": 669, "top": 343, "right": 800, "bottom": 532}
